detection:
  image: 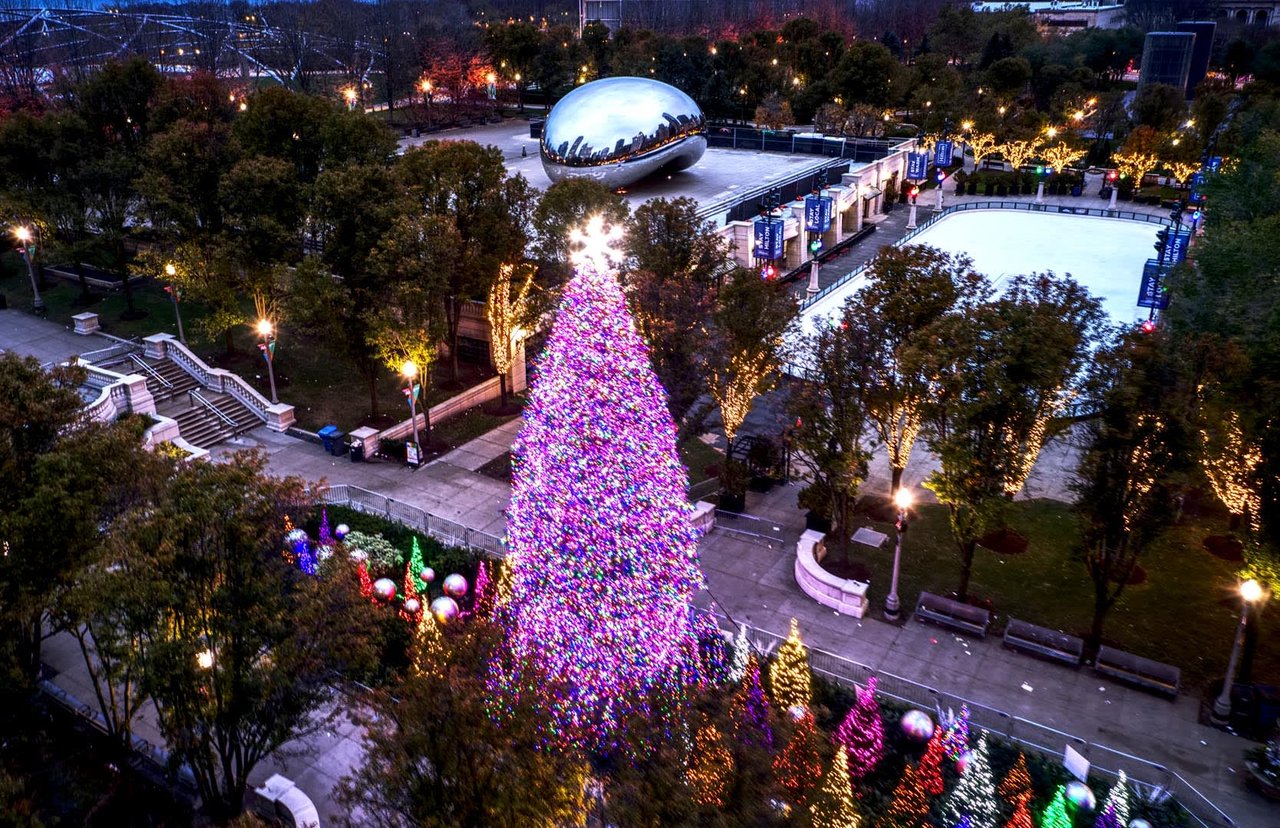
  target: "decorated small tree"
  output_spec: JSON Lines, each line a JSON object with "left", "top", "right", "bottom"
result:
{"left": 942, "top": 704, "right": 971, "bottom": 760}
{"left": 1040, "top": 786, "right": 1072, "bottom": 828}
{"left": 355, "top": 559, "right": 374, "bottom": 599}
{"left": 998, "top": 752, "right": 1033, "bottom": 809}
{"left": 877, "top": 763, "right": 930, "bottom": 828}
{"left": 731, "top": 654, "right": 773, "bottom": 750}
{"left": 502, "top": 218, "right": 705, "bottom": 744}
{"left": 809, "top": 746, "right": 861, "bottom": 828}
{"left": 318, "top": 507, "right": 333, "bottom": 546}
{"left": 773, "top": 709, "right": 823, "bottom": 806}
{"left": 833, "top": 676, "right": 884, "bottom": 779}
{"left": 1097, "top": 770, "right": 1130, "bottom": 827}
{"left": 770, "top": 617, "right": 813, "bottom": 712}
{"left": 412, "top": 608, "right": 444, "bottom": 676}
{"left": 688, "top": 723, "right": 733, "bottom": 807}
{"left": 408, "top": 536, "right": 428, "bottom": 595}
{"left": 918, "top": 729, "right": 947, "bottom": 796}
{"left": 1006, "top": 798, "right": 1034, "bottom": 828}
{"left": 472, "top": 560, "right": 494, "bottom": 617}
{"left": 692, "top": 612, "right": 729, "bottom": 687}
{"left": 728, "top": 623, "right": 752, "bottom": 683}
{"left": 942, "top": 732, "right": 999, "bottom": 828}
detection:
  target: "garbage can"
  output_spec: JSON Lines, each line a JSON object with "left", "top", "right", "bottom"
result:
{"left": 349, "top": 438, "right": 365, "bottom": 463}
{"left": 318, "top": 425, "right": 341, "bottom": 455}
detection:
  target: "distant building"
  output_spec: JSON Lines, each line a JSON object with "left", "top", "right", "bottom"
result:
{"left": 970, "top": 1, "right": 1127, "bottom": 33}
{"left": 1138, "top": 32, "right": 1195, "bottom": 94}
{"left": 1176, "top": 21, "right": 1216, "bottom": 97}
{"left": 1214, "top": 2, "right": 1278, "bottom": 26}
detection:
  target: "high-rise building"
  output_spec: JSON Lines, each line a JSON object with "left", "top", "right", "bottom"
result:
{"left": 1176, "top": 21, "right": 1216, "bottom": 97}
{"left": 1139, "top": 32, "right": 1195, "bottom": 94}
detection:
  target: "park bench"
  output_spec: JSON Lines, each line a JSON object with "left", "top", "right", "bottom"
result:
{"left": 1002, "top": 618, "right": 1083, "bottom": 667}
{"left": 1094, "top": 645, "right": 1181, "bottom": 698}
{"left": 913, "top": 591, "right": 990, "bottom": 638}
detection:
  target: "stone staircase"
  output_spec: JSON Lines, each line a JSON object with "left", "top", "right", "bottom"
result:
{"left": 123, "top": 354, "right": 201, "bottom": 402}
{"left": 170, "top": 391, "right": 261, "bottom": 449}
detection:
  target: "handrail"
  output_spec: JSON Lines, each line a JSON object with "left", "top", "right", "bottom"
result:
{"left": 162, "top": 338, "right": 270, "bottom": 422}
{"left": 801, "top": 200, "right": 1175, "bottom": 311}
{"left": 189, "top": 389, "right": 236, "bottom": 428}
{"left": 77, "top": 339, "right": 142, "bottom": 366}
{"left": 128, "top": 354, "right": 173, "bottom": 389}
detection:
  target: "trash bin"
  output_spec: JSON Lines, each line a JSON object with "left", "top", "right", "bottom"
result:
{"left": 349, "top": 438, "right": 364, "bottom": 463}
{"left": 318, "top": 424, "right": 341, "bottom": 455}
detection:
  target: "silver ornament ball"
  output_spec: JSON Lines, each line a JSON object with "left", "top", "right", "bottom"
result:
{"left": 372, "top": 578, "right": 397, "bottom": 602}
{"left": 334, "top": 523, "right": 350, "bottom": 540}
{"left": 900, "top": 709, "right": 934, "bottom": 741}
{"left": 431, "top": 596, "right": 460, "bottom": 623}
{"left": 403, "top": 597, "right": 421, "bottom": 615}
{"left": 443, "top": 573, "right": 468, "bottom": 598}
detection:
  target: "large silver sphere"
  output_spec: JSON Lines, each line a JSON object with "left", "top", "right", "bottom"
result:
{"left": 540, "top": 77, "right": 706, "bottom": 188}
{"left": 372, "top": 578, "right": 397, "bottom": 602}
{"left": 443, "top": 573, "right": 468, "bottom": 598}
{"left": 334, "top": 523, "right": 350, "bottom": 540}
{"left": 431, "top": 596, "right": 460, "bottom": 623}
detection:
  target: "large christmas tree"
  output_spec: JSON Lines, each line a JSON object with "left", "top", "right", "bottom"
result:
{"left": 502, "top": 218, "right": 705, "bottom": 744}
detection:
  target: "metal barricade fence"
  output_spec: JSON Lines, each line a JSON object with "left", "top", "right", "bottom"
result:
{"left": 694, "top": 605, "right": 1233, "bottom": 827}
{"left": 313, "top": 483, "right": 1231, "bottom": 827}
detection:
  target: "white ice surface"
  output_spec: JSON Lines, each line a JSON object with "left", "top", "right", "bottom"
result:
{"left": 801, "top": 209, "right": 1161, "bottom": 334}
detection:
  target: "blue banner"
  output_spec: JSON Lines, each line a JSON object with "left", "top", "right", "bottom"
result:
{"left": 1205, "top": 155, "right": 1223, "bottom": 173}
{"left": 934, "top": 140, "right": 954, "bottom": 168}
{"left": 804, "top": 195, "right": 833, "bottom": 234}
{"left": 1188, "top": 172, "right": 1206, "bottom": 204}
{"left": 1167, "top": 230, "right": 1191, "bottom": 263}
{"left": 1137, "top": 259, "right": 1169, "bottom": 309}
{"left": 753, "top": 218, "right": 784, "bottom": 261}
{"left": 907, "top": 152, "right": 928, "bottom": 181}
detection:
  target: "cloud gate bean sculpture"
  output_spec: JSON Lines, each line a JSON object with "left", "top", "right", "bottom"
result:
{"left": 540, "top": 77, "right": 707, "bottom": 189}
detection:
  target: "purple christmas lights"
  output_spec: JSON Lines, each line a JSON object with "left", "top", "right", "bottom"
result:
{"left": 501, "top": 224, "right": 704, "bottom": 745}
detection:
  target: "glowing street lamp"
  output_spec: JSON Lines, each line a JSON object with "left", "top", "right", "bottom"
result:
{"left": 13, "top": 226, "right": 43, "bottom": 311}
{"left": 342, "top": 87, "right": 357, "bottom": 111}
{"left": 195, "top": 649, "right": 214, "bottom": 670}
{"left": 163, "top": 262, "right": 186, "bottom": 344}
{"left": 1212, "top": 579, "right": 1266, "bottom": 723}
{"left": 884, "top": 488, "right": 914, "bottom": 621}
{"left": 401, "top": 359, "right": 423, "bottom": 466}
{"left": 256, "top": 319, "right": 278, "bottom": 404}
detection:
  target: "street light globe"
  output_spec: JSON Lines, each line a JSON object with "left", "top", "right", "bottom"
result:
{"left": 1046, "top": 126, "right": 1058, "bottom": 138}
{"left": 400, "top": 359, "right": 418, "bottom": 379}
{"left": 164, "top": 263, "right": 177, "bottom": 277}
{"left": 1242, "top": 579, "right": 1264, "bottom": 603}
{"left": 196, "top": 649, "right": 214, "bottom": 670}
{"left": 961, "top": 119, "right": 974, "bottom": 131}
{"left": 256, "top": 319, "right": 273, "bottom": 337}
{"left": 894, "top": 488, "right": 913, "bottom": 511}
{"left": 14, "top": 226, "right": 31, "bottom": 243}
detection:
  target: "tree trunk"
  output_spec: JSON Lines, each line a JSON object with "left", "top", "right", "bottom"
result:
{"left": 1088, "top": 587, "right": 1110, "bottom": 654}
{"left": 955, "top": 538, "right": 976, "bottom": 602}
{"left": 367, "top": 371, "right": 379, "bottom": 418}
{"left": 498, "top": 372, "right": 508, "bottom": 411}
{"left": 73, "top": 261, "right": 92, "bottom": 304}
{"left": 890, "top": 465, "right": 903, "bottom": 496}
{"left": 224, "top": 327, "right": 235, "bottom": 357}
{"left": 446, "top": 296, "right": 461, "bottom": 383}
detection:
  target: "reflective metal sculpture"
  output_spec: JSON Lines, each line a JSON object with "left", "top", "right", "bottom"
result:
{"left": 541, "top": 77, "right": 707, "bottom": 188}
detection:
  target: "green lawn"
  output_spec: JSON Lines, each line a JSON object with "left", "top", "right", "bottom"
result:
{"left": 680, "top": 436, "right": 723, "bottom": 486}
{"left": 1, "top": 259, "right": 496, "bottom": 432}
{"left": 842, "top": 498, "right": 1278, "bottom": 691}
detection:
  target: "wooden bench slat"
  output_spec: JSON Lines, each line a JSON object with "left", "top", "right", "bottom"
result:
{"left": 913, "top": 591, "right": 990, "bottom": 637}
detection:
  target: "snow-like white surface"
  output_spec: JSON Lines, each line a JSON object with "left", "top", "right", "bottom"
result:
{"left": 801, "top": 209, "right": 1160, "bottom": 333}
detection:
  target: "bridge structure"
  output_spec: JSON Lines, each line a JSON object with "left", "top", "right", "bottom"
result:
{"left": 0, "top": 4, "right": 381, "bottom": 94}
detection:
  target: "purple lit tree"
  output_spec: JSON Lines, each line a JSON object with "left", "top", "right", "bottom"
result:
{"left": 731, "top": 654, "right": 773, "bottom": 750}
{"left": 501, "top": 218, "right": 705, "bottom": 745}
{"left": 832, "top": 676, "right": 883, "bottom": 779}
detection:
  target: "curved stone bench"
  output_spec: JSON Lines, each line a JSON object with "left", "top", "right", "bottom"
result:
{"left": 256, "top": 774, "right": 321, "bottom": 828}
{"left": 794, "top": 529, "right": 869, "bottom": 618}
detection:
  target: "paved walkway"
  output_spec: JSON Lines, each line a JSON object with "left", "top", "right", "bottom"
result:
{"left": 4, "top": 253, "right": 1272, "bottom": 827}
{"left": 435, "top": 417, "right": 521, "bottom": 471}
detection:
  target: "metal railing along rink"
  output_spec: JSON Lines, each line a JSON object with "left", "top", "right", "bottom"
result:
{"left": 803, "top": 200, "right": 1177, "bottom": 311}
{"left": 321, "top": 482, "right": 1235, "bottom": 828}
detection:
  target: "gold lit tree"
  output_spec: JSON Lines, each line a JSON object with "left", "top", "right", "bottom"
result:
{"left": 486, "top": 262, "right": 536, "bottom": 410}
{"left": 997, "top": 138, "right": 1041, "bottom": 172}
{"left": 768, "top": 618, "right": 813, "bottom": 711}
{"left": 965, "top": 131, "right": 998, "bottom": 170}
{"left": 1164, "top": 160, "right": 1201, "bottom": 188}
{"left": 1199, "top": 407, "right": 1263, "bottom": 533}
{"left": 1042, "top": 142, "right": 1086, "bottom": 175}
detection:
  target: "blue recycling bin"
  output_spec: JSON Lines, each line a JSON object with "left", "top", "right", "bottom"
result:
{"left": 317, "top": 425, "right": 341, "bottom": 455}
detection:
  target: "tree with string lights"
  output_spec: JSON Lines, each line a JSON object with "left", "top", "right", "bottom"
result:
{"left": 942, "top": 732, "right": 999, "bottom": 828}
{"left": 833, "top": 676, "right": 884, "bottom": 779}
{"left": 769, "top": 618, "right": 813, "bottom": 712}
{"left": 500, "top": 216, "right": 705, "bottom": 746}
{"left": 809, "top": 746, "right": 861, "bottom": 828}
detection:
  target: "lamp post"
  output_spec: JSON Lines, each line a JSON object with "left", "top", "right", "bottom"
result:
{"left": 906, "top": 185, "right": 919, "bottom": 230}
{"left": 401, "top": 360, "right": 423, "bottom": 467}
{"left": 1212, "top": 579, "right": 1265, "bottom": 724}
{"left": 13, "top": 226, "right": 44, "bottom": 312}
{"left": 884, "top": 488, "right": 913, "bottom": 622}
{"left": 164, "top": 263, "right": 186, "bottom": 344}
{"left": 256, "top": 319, "right": 278, "bottom": 404}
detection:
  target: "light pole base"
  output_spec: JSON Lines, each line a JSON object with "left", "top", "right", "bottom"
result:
{"left": 884, "top": 597, "right": 901, "bottom": 622}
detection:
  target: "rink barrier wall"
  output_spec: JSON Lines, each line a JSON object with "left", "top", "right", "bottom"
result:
{"left": 802, "top": 200, "right": 1177, "bottom": 311}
